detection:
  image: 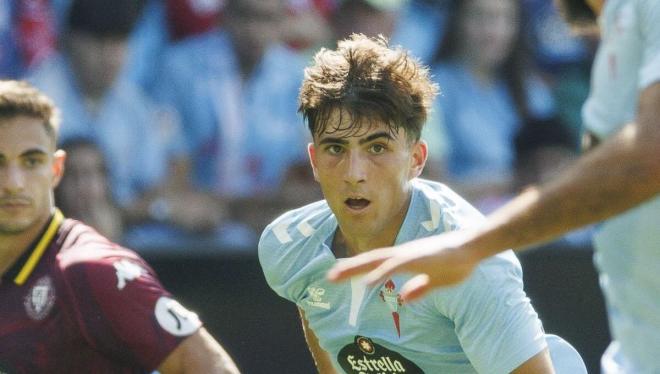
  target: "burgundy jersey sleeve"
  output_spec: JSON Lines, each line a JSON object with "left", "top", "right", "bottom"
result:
{"left": 58, "top": 247, "right": 202, "bottom": 371}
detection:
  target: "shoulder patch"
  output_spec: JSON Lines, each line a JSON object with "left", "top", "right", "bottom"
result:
{"left": 154, "top": 297, "right": 202, "bottom": 336}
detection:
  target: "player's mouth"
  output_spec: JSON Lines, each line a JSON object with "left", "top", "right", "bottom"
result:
{"left": 0, "top": 198, "right": 31, "bottom": 209}
{"left": 344, "top": 197, "right": 371, "bottom": 211}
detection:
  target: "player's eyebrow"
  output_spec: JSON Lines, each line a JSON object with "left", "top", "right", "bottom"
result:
{"left": 318, "top": 131, "right": 393, "bottom": 146}
{"left": 358, "top": 132, "right": 393, "bottom": 145}
{"left": 20, "top": 148, "right": 48, "bottom": 158}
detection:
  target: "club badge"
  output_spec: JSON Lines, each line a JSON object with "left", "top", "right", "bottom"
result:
{"left": 24, "top": 275, "right": 56, "bottom": 320}
{"left": 379, "top": 279, "right": 403, "bottom": 337}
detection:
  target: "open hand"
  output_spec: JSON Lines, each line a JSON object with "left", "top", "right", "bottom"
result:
{"left": 327, "top": 231, "right": 482, "bottom": 301}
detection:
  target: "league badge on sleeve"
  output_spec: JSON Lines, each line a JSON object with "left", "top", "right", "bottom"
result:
{"left": 155, "top": 296, "right": 202, "bottom": 336}
{"left": 380, "top": 279, "right": 403, "bottom": 337}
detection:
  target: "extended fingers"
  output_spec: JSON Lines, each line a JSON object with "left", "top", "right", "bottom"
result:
{"left": 400, "top": 274, "right": 431, "bottom": 302}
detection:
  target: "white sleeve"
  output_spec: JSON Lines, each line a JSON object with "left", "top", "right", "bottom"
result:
{"left": 637, "top": 0, "right": 660, "bottom": 89}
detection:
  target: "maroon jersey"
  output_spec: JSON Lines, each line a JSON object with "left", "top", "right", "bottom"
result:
{"left": 0, "top": 210, "right": 202, "bottom": 373}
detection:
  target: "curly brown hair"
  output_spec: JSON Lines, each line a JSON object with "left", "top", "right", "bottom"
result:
{"left": 0, "top": 80, "right": 60, "bottom": 143}
{"left": 299, "top": 34, "right": 438, "bottom": 142}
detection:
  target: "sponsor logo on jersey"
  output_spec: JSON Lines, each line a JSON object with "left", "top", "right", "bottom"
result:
{"left": 113, "top": 259, "right": 145, "bottom": 290}
{"left": 154, "top": 296, "right": 202, "bottom": 336}
{"left": 24, "top": 275, "right": 56, "bottom": 320}
{"left": 379, "top": 279, "right": 403, "bottom": 337}
{"left": 305, "top": 286, "right": 331, "bottom": 310}
{"left": 338, "top": 336, "right": 424, "bottom": 373}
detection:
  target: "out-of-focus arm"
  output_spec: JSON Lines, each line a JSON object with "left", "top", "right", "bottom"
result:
{"left": 157, "top": 328, "right": 240, "bottom": 374}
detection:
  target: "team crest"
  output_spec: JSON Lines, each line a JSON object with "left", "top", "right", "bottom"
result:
{"left": 379, "top": 279, "right": 403, "bottom": 337}
{"left": 24, "top": 276, "right": 56, "bottom": 320}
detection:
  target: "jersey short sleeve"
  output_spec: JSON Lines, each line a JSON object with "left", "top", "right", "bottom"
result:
{"left": 637, "top": 0, "right": 660, "bottom": 89}
{"left": 434, "top": 252, "right": 546, "bottom": 374}
{"left": 259, "top": 201, "right": 335, "bottom": 304}
{"left": 59, "top": 251, "right": 201, "bottom": 371}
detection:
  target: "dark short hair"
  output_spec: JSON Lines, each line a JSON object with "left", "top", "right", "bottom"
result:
{"left": 553, "top": 0, "right": 598, "bottom": 34}
{"left": 0, "top": 80, "right": 60, "bottom": 142}
{"left": 67, "top": 0, "right": 146, "bottom": 37}
{"left": 299, "top": 34, "right": 438, "bottom": 142}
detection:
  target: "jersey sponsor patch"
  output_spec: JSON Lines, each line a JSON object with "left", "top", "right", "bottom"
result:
{"left": 24, "top": 275, "right": 56, "bottom": 320}
{"left": 337, "top": 336, "right": 424, "bottom": 374}
{"left": 113, "top": 259, "right": 145, "bottom": 290}
{"left": 154, "top": 297, "right": 201, "bottom": 336}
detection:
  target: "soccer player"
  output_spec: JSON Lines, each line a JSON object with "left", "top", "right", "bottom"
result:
{"left": 259, "top": 34, "right": 555, "bottom": 373}
{"left": 0, "top": 80, "right": 240, "bottom": 373}
{"left": 328, "top": 1, "right": 660, "bottom": 372}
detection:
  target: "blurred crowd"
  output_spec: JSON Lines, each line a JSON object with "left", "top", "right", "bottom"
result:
{"left": 0, "top": 0, "right": 596, "bottom": 251}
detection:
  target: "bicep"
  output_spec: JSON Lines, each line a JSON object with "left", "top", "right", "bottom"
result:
{"left": 511, "top": 348, "right": 554, "bottom": 374}
{"left": 157, "top": 328, "right": 240, "bottom": 374}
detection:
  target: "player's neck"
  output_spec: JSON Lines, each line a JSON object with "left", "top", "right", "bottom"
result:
{"left": 332, "top": 229, "right": 397, "bottom": 258}
{"left": 0, "top": 217, "right": 50, "bottom": 276}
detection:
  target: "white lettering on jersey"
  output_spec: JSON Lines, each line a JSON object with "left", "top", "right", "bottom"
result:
{"left": 421, "top": 199, "right": 441, "bottom": 231}
{"left": 297, "top": 218, "right": 316, "bottom": 238}
{"left": 154, "top": 297, "right": 202, "bottom": 336}
{"left": 113, "top": 259, "right": 145, "bottom": 290}
{"left": 305, "top": 286, "right": 331, "bottom": 309}
{"left": 273, "top": 219, "right": 293, "bottom": 244}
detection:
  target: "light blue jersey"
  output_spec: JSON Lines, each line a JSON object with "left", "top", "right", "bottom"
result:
{"left": 259, "top": 179, "right": 546, "bottom": 373}
{"left": 582, "top": 1, "right": 660, "bottom": 372}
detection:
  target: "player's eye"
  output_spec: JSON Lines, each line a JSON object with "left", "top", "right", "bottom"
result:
{"left": 326, "top": 144, "right": 344, "bottom": 155}
{"left": 23, "top": 157, "right": 43, "bottom": 168}
{"left": 369, "top": 143, "right": 386, "bottom": 154}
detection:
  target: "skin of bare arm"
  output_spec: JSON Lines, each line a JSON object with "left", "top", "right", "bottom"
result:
{"left": 157, "top": 328, "right": 241, "bottom": 374}
{"left": 512, "top": 349, "right": 554, "bottom": 374}
{"left": 327, "top": 82, "right": 660, "bottom": 301}
{"left": 299, "top": 308, "right": 339, "bottom": 374}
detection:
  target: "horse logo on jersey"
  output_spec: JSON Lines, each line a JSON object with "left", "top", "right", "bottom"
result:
{"left": 379, "top": 279, "right": 403, "bottom": 337}
{"left": 24, "top": 275, "right": 56, "bottom": 320}
{"left": 338, "top": 336, "right": 424, "bottom": 373}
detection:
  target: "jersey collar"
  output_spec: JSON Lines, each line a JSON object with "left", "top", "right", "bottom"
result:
{"left": 2, "top": 209, "right": 64, "bottom": 286}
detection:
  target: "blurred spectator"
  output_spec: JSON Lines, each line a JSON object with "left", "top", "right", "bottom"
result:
{"left": 55, "top": 138, "right": 123, "bottom": 242}
{"left": 166, "top": 0, "right": 224, "bottom": 41}
{"left": 28, "top": 0, "right": 227, "bottom": 247}
{"left": 331, "top": 0, "right": 404, "bottom": 41}
{"left": 153, "top": 0, "right": 320, "bottom": 240}
{"left": 390, "top": 0, "right": 452, "bottom": 65}
{"left": 425, "top": 0, "right": 575, "bottom": 212}
{"left": 281, "top": 0, "right": 333, "bottom": 53}
{"left": 0, "top": 0, "right": 58, "bottom": 78}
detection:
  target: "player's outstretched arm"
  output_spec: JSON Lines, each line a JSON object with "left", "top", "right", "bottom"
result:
{"left": 299, "top": 308, "right": 339, "bottom": 374}
{"left": 512, "top": 348, "right": 554, "bottom": 374}
{"left": 157, "top": 327, "right": 240, "bottom": 374}
{"left": 328, "top": 82, "right": 660, "bottom": 301}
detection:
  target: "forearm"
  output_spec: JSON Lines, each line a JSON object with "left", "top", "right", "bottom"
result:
{"left": 465, "top": 84, "right": 660, "bottom": 259}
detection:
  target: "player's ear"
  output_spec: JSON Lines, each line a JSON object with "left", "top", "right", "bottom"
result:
{"left": 52, "top": 149, "right": 66, "bottom": 188}
{"left": 408, "top": 140, "right": 427, "bottom": 180}
{"left": 308, "top": 143, "right": 320, "bottom": 182}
